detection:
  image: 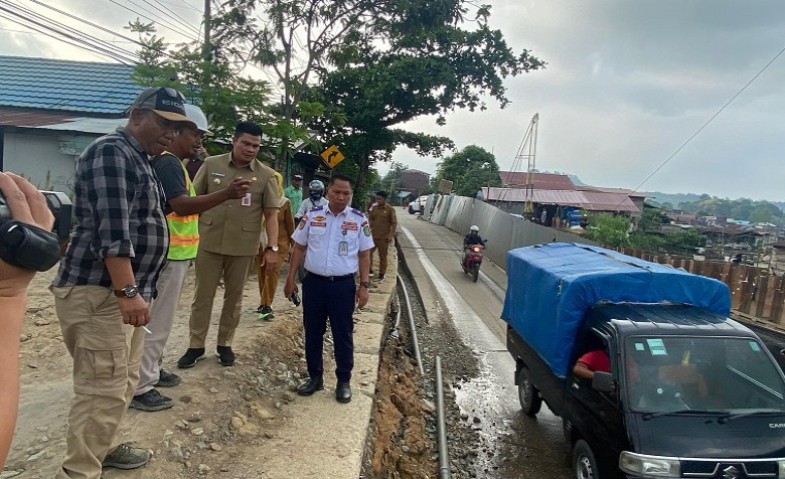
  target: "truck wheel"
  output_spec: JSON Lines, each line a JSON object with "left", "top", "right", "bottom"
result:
{"left": 517, "top": 367, "right": 542, "bottom": 416}
{"left": 573, "top": 440, "right": 600, "bottom": 479}
{"left": 408, "top": 205, "right": 415, "bottom": 214}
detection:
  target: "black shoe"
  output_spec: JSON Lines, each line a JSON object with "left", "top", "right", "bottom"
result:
{"left": 336, "top": 382, "right": 352, "bottom": 403}
{"left": 377, "top": 274, "right": 385, "bottom": 281}
{"left": 155, "top": 369, "right": 181, "bottom": 388}
{"left": 257, "top": 305, "right": 274, "bottom": 320}
{"left": 176, "top": 348, "right": 205, "bottom": 369}
{"left": 297, "top": 377, "right": 324, "bottom": 396}
{"left": 216, "top": 345, "right": 235, "bottom": 366}
{"left": 129, "top": 389, "right": 173, "bottom": 412}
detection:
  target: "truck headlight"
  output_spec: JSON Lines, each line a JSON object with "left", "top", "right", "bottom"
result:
{"left": 619, "top": 451, "right": 680, "bottom": 478}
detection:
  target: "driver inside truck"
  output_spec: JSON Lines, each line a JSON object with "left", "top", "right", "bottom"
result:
{"left": 573, "top": 349, "right": 611, "bottom": 380}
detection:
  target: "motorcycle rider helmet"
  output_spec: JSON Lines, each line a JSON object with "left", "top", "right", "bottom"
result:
{"left": 309, "top": 179, "right": 325, "bottom": 201}
{"left": 470, "top": 225, "right": 479, "bottom": 233}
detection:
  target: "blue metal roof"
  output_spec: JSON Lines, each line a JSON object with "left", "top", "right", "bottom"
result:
{"left": 0, "top": 55, "right": 140, "bottom": 115}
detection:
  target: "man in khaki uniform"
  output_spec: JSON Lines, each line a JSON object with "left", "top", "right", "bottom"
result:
{"left": 368, "top": 190, "right": 397, "bottom": 281}
{"left": 177, "top": 121, "right": 280, "bottom": 368}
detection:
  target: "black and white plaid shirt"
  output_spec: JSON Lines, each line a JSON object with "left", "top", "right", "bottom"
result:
{"left": 52, "top": 127, "right": 169, "bottom": 300}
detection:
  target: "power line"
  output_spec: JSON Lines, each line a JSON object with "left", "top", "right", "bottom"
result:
{"left": 0, "top": 10, "right": 134, "bottom": 64}
{"left": 145, "top": 0, "right": 201, "bottom": 37}
{"left": 107, "top": 0, "right": 199, "bottom": 41}
{"left": 26, "top": 0, "right": 146, "bottom": 48}
{"left": 1, "top": 0, "right": 138, "bottom": 60}
{"left": 630, "top": 44, "right": 785, "bottom": 196}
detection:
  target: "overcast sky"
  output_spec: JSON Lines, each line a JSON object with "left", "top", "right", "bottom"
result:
{"left": 3, "top": 1, "right": 785, "bottom": 201}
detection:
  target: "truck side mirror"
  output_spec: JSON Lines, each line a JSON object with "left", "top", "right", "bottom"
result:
{"left": 592, "top": 371, "right": 615, "bottom": 392}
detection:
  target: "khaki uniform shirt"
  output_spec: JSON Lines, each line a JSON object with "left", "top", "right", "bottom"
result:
{"left": 368, "top": 203, "right": 397, "bottom": 239}
{"left": 193, "top": 152, "right": 280, "bottom": 256}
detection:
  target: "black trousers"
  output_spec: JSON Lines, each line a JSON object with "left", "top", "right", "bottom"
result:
{"left": 302, "top": 273, "right": 355, "bottom": 382}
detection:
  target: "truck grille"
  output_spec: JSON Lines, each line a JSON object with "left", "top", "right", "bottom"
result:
{"left": 682, "top": 460, "right": 777, "bottom": 478}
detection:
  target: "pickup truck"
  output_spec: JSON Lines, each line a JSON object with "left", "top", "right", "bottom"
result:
{"left": 503, "top": 243, "right": 785, "bottom": 479}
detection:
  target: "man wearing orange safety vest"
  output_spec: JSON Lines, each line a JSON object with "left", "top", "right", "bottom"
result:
{"left": 130, "top": 104, "right": 251, "bottom": 412}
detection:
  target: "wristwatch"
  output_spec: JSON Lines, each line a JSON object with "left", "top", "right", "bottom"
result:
{"left": 265, "top": 245, "right": 279, "bottom": 253}
{"left": 359, "top": 281, "right": 371, "bottom": 289}
{"left": 113, "top": 284, "right": 139, "bottom": 299}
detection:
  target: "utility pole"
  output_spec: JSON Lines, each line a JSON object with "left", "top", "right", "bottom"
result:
{"left": 202, "top": 0, "right": 211, "bottom": 63}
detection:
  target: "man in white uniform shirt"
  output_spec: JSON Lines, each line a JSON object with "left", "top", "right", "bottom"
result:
{"left": 284, "top": 173, "right": 374, "bottom": 403}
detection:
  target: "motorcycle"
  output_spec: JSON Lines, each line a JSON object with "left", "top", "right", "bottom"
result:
{"left": 461, "top": 243, "right": 485, "bottom": 282}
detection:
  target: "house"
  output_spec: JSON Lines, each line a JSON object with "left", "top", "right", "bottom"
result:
{"left": 398, "top": 169, "right": 430, "bottom": 197}
{"left": 485, "top": 171, "right": 644, "bottom": 226}
{"left": 0, "top": 55, "right": 140, "bottom": 191}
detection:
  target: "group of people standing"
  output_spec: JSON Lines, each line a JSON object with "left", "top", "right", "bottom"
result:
{"left": 39, "top": 86, "right": 396, "bottom": 479}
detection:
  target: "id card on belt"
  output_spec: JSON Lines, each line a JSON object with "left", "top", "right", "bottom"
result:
{"left": 241, "top": 193, "right": 252, "bottom": 206}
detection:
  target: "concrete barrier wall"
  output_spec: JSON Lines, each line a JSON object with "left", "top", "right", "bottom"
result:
{"left": 426, "top": 195, "right": 594, "bottom": 271}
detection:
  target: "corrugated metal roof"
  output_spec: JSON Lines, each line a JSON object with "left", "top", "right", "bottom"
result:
{"left": 499, "top": 171, "right": 577, "bottom": 190}
{"left": 483, "top": 187, "right": 639, "bottom": 212}
{"left": 0, "top": 55, "right": 138, "bottom": 115}
{"left": 0, "top": 107, "right": 123, "bottom": 134}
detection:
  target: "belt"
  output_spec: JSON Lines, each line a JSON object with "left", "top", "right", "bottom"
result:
{"left": 306, "top": 272, "right": 355, "bottom": 282}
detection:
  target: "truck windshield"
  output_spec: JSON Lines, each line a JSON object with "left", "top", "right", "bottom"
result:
{"left": 624, "top": 335, "right": 785, "bottom": 415}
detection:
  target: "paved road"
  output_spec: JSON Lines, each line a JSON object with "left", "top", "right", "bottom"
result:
{"left": 396, "top": 212, "right": 571, "bottom": 478}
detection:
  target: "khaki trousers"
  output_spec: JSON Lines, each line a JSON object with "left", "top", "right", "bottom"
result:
{"left": 371, "top": 237, "right": 390, "bottom": 275}
{"left": 52, "top": 285, "right": 145, "bottom": 479}
{"left": 189, "top": 250, "right": 253, "bottom": 348}
{"left": 255, "top": 246, "right": 289, "bottom": 307}
{"left": 137, "top": 259, "right": 191, "bottom": 395}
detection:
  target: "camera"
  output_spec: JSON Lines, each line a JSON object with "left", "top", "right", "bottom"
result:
{"left": 0, "top": 190, "right": 73, "bottom": 271}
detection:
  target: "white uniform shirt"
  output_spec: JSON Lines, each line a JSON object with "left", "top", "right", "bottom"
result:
{"left": 292, "top": 204, "right": 375, "bottom": 276}
{"left": 296, "top": 196, "right": 328, "bottom": 218}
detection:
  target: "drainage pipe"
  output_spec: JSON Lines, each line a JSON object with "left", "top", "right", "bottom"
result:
{"left": 435, "top": 355, "right": 452, "bottom": 479}
{"left": 397, "top": 274, "right": 424, "bottom": 375}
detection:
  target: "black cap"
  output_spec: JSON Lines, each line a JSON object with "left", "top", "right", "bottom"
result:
{"left": 130, "top": 87, "right": 192, "bottom": 124}
{"left": 376, "top": 191, "right": 388, "bottom": 198}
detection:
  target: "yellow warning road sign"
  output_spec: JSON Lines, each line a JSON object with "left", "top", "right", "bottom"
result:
{"left": 321, "top": 145, "right": 345, "bottom": 169}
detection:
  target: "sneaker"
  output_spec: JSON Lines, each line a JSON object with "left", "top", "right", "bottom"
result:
{"left": 216, "top": 345, "right": 235, "bottom": 366}
{"left": 155, "top": 369, "right": 181, "bottom": 388}
{"left": 257, "top": 305, "right": 274, "bottom": 320}
{"left": 369, "top": 270, "right": 375, "bottom": 277}
{"left": 101, "top": 443, "right": 151, "bottom": 470}
{"left": 377, "top": 274, "right": 385, "bottom": 281}
{"left": 176, "top": 348, "right": 205, "bottom": 369}
{"left": 129, "top": 389, "right": 173, "bottom": 412}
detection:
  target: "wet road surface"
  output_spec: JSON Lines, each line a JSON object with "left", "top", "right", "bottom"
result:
{"left": 397, "top": 213, "right": 572, "bottom": 478}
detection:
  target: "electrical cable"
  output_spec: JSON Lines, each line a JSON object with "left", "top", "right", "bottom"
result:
{"left": 628, "top": 43, "right": 785, "bottom": 197}
{"left": 146, "top": 0, "right": 201, "bottom": 37}
{"left": 0, "top": 10, "right": 134, "bottom": 64}
{"left": 106, "top": 0, "right": 199, "bottom": 41}
{"left": 2, "top": 0, "right": 139, "bottom": 60}
{"left": 26, "top": 0, "right": 148, "bottom": 49}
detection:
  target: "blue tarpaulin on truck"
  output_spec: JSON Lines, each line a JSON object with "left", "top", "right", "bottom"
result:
{"left": 501, "top": 243, "right": 731, "bottom": 378}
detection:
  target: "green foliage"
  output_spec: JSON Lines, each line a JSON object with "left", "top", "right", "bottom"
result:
{"left": 637, "top": 207, "right": 666, "bottom": 233}
{"left": 434, "top": 145, "right": 501, "bottom": 197}
{"left": 584, "top": 213, "right": 631, "bottom": 249}
{"left": 674, "top": 195, "right": 782, "bottom": 223}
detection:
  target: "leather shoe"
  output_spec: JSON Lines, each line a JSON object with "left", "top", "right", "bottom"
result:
{"left": 297, "top": 377, "right": 324, "bottom": 396}
{"left": 335, "top": 381, "right": 352, "bottom": 403}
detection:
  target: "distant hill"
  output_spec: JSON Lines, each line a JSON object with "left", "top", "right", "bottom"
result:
{"left": 644, "top": 191, "right": 785, "bottom": 212}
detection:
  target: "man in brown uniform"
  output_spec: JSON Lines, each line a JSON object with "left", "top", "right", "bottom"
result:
{"left": 368, "top": 190, "right": 397, "bottom": 281}
{"left": 177, "top": 121, "right": 281, "bottom": 368}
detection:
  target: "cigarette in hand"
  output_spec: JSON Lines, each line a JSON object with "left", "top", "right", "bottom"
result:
{"left": 142, "top": 325, "right": 152, "bottom": 334}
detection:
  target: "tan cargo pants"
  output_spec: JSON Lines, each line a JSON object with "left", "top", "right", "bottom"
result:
{"left": 51, "top": 285, "right": 145, "bottom": 479}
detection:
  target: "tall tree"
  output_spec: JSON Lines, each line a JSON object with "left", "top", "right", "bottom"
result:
{"left": 435, "top": 145, "right": 501, "bottom": 197}
{"left": 210, "top": 1, "right": 544, "bottom": 191}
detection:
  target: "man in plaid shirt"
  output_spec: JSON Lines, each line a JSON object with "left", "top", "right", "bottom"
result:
{"left": 51, "top": 87, "right": 194, "bottom": 478}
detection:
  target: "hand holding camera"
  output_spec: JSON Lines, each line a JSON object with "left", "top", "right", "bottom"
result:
{"left": 0, "top": 172, "right": 56, "bottom": 284}
{"left": 0, "top": 177, "right": 71, "bottom": 273}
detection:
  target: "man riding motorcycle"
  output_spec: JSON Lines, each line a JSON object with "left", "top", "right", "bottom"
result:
{"left": 463, "top": 225, "right": 485, "bottom": 266}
